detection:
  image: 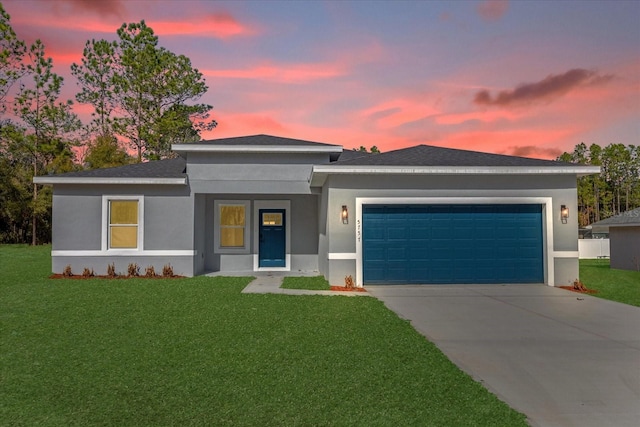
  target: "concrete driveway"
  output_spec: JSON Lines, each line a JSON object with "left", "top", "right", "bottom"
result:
{"left": 366, "top": 284, "right": 640, "bottom": 427}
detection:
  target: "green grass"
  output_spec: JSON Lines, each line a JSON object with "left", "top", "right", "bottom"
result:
{"left": 1, "top": 245, "right": 526, "bottom": 426}
{"left": 280, "top": 275, "right": 331, "bottom": 290}
{"left": 580, "top": 259, "right": 640, "bottom": 307}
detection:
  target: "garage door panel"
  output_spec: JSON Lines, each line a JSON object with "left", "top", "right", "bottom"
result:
{"left": 387, "top": 247, "right": 406, "bottom": 261}
{"left": 388, "top": 227, "right": 407, "bottom": 240}
{"left": 364, "top": 247, "right": 385, "bottom": 262}
{"left": 363, "top": 204, "right": 543, "bottom": 284}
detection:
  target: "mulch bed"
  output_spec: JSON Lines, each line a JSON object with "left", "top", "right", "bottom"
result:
{"left": 558, "top": 285, "right": 598, "bottom": 294}
{"left": 50, "top": 274, "right": 184, "bottom": 279}
{"left": 330, "top": 286, "right": 367, "bottom": 292}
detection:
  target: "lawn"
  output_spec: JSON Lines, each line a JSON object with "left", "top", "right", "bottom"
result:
{"left": 281, "top": 275, "right": 331, "bottom": 290}
{"left": 580, "top": 259, "right": 640, "bottom": 307}
{"left": 0, "top": 245, "right": 527, "bottom": 426}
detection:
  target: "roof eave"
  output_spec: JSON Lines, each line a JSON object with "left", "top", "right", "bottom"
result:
{"left": 33, "top": 176, "right": 187, "bottom": 185}
{"left": 309, "top": 165, "right": 601, "bottom": 186}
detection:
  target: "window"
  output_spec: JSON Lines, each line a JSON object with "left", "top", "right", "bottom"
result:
{"left": 109, "top": 200, "right": 139, "bottom": 248}
{"left": 220, "top": 204, "right": 246, "bottom": 248}
{"left": 102, "top": 195, "right": 143, "bottom": 251}
{"left": 262, "top": 212, "right": 282, "bottom": 226}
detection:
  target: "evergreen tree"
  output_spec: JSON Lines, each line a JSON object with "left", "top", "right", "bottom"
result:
{"left": 12, "top": 40, "right": 81, "bottom": 244}
{"left": 72, "top": 20, "right": 216, "bottom": 161}
{"left": 0, "top": 3, "right": 25, "bottom": 111}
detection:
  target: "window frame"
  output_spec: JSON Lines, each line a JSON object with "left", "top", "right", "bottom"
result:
{"left": 214, "top": 200, "right": 251, "bottom": 254}
{"left": 101, "top": 195, "right": 144, "bottom": 252}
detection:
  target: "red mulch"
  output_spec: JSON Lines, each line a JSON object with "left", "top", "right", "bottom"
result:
{"left": 330, "top": 286, "right": 367, "bottom": 292}
{"left": 49, "top": 274, "right": 184, "bottom": 279}
{"left": 558, "top": 285, "right": 598, "bottom": 294}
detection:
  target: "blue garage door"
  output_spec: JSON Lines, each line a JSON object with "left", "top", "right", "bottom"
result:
{"left": 363, "top": 204, "right": 543, "bottom": 284}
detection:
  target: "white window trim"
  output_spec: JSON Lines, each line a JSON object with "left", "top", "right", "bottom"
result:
{"left": 355, "top": 197, "right": 554, "bottom": 287}
{"left": 101, "top": 195, "right": 144, "bottom": 253}
{"left": 253, "top": 200, "right": 291, "bottom": 271}
{"left": 214, "top": 200, "right": 251, "bottom": 254}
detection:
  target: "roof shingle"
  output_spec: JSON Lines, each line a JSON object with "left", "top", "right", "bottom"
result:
{"left": 46, "top": 158, "right": 186, "bottom": 179}
{"left": 333, "top": 145, "right": 577, "bottom": 167}
{"left": 184, "top": 134, "right": 339, "bottom": 147}
{"left": 590, "top": 207, "right": 640, "bottom": 226}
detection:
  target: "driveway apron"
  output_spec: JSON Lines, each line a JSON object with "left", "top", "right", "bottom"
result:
{"left": 366, "top": 284, "right": 640, "bottom": 427}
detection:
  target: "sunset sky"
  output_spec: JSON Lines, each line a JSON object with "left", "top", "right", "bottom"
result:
{"left": 3, "top": 0, "right": 639, "bottom": 159}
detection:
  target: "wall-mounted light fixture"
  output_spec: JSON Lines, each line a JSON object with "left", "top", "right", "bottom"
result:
{"left": 561, "top": 205, "right": 569, "bottom": 224}
{"left": 341, "top": 205, "right": 349, "bottom": 224}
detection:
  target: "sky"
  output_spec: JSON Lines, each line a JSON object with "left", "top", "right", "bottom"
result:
{"left": 3, "top": 0, "right": 639, "bottom": 159}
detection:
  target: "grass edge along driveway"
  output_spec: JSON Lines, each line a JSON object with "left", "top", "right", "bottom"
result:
{"left": 1, "top": 245, "right": 526, "bottom": 426}
{"left": 579, "top": 259, "right": 640, "bottom": 307}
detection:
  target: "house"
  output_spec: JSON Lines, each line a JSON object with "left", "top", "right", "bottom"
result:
{"left": 34, "top": 134, "right": 600, "bottom": 286}
{"left": 589, "top": 207, "right": 640, "bottom": 271}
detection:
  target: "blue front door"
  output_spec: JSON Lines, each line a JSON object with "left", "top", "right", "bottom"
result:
{"left": 259, "top": 209, "right": 286, "bottom": 267}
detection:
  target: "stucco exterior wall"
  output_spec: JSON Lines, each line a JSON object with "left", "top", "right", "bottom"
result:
{"left": 610, "top": 227, "right": 640, "bottom": 271}
{"left": 50, "top": 184, "right": 195, "bottom": 276}
{"left": 186, "top": 152, "right": 329, "bottom": 195}
{"left": 319, "top": 174, "right": 579, "bottom": 286}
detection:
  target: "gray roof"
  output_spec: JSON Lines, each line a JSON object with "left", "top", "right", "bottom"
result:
{"left": 590, "top": 207, "right": 640, "bottom": 227}
{"left": 335, "top": 149, "right": 373, "bottom": 162}
{"left": 46, "top": 158, "right": 186, "bottom": 179}
{"left": 333, "top": 144, "right": 577, "bottom": 167}
{"left": 185, "top": 134, "right": 339, "bottom": 147}
{"left": 37, "top": 137, "right": 593, "bottom": 182}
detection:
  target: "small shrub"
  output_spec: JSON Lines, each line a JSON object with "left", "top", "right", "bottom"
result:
{"left": 107, "top": 263, "right": 117, "bottom": 278}
{"left": 63, "top": 265, "right": 73, "bottom": 277}
{"left": 144, "top": 266, "right": 156, "bottom": 277}
{"left": 344, "top": 275, "right": 355, "bottom": 289}
{"left": 82, "top": 268, "right": 95, "bottom": 278}
{"left": 162, "top": 264, "right": 174, "bottom": 277}
{"left": 573, "top": 279, "right": 588, "bottom": 292}
{"left": 127, "top": 263, "right": 140, "bottom": 277}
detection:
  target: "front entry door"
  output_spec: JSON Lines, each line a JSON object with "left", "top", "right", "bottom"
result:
{"left": 259, "top": 209, "right": 286, "bottom": 267}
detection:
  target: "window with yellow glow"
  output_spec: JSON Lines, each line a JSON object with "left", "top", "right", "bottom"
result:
{"left": 262, "top": 213, "right": 282, "bottom": 226}
{"left": 109, "top": 200, "right": 138, "bottom": 249}
{"left": 220, "top": 205, "right": 245, "bottom": 247}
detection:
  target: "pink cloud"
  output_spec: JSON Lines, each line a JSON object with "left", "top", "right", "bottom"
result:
{"left": 10, "top": 9, "right": 255, "bottom": 40}
{"left": 359, "top": 99, "right": 440, "bottom": 130}
{"left": 11, "top": 15, "right": 121, "bottom": 35}
{"left": 202, "top": 62, "right": 345, "bottom": 83}
{"left": 150, "top": 13, "right": 256, "bottom": 39}
{"left": 61, "top": 0, "right": 126, "bottom": 18}
{"left": 435, "top": 109, "right": 523, "bottom": 125}
{"left": 436, "top": 127, "right": 579, "bottom": 159}
{"left": 503, "top": 145, "right": 563, "bottom": 159}
{"left": 201, "top": 111, "right": 289, "bottom": 140}
{"left": 476, "top": 0, "right": 509, "bottom": 22}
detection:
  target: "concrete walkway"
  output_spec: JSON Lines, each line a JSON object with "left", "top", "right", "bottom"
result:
{"left": 237, "top": 273, "right": 369, "bottom": 297}
{"left": 366, "top": 284, "right": 640, "bottom": 427}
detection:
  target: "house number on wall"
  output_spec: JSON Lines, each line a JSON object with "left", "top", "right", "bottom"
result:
{"left": 357, "top": 219, "right": 361, "bottom": 243}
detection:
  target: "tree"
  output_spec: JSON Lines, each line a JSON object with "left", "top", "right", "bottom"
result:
{"left": 84, "top": 134, "right": 133, "bottom": 169}
{"left": 12, "top": 39, "right": 81, "bottom": 244}
{"left": 0, "top": 121, "right": 31, "bottom": 243}
{"left": 0, "top": 3, "right": 26, "bottom": 112}
{"left": 70, "top": 39, "right": 118, "bottom": 137}
{"left": 558, "top": 142, "right": 640, "bottom": 227}
{"left": 355, "top": 145, "right": 381, "bottom": 153}
{"left": 72, "top": 21, "right": 216, "bottom": 161}
{"left": 601, "top": 144, "right": 630, "bottom": 215}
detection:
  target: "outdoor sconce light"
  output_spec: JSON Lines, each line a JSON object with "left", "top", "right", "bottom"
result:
{"left": 341, "top": 205, "right": 349, "bottom": 224}
{"left": 561, "top": 205, "right": 569, "bottom": 224}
